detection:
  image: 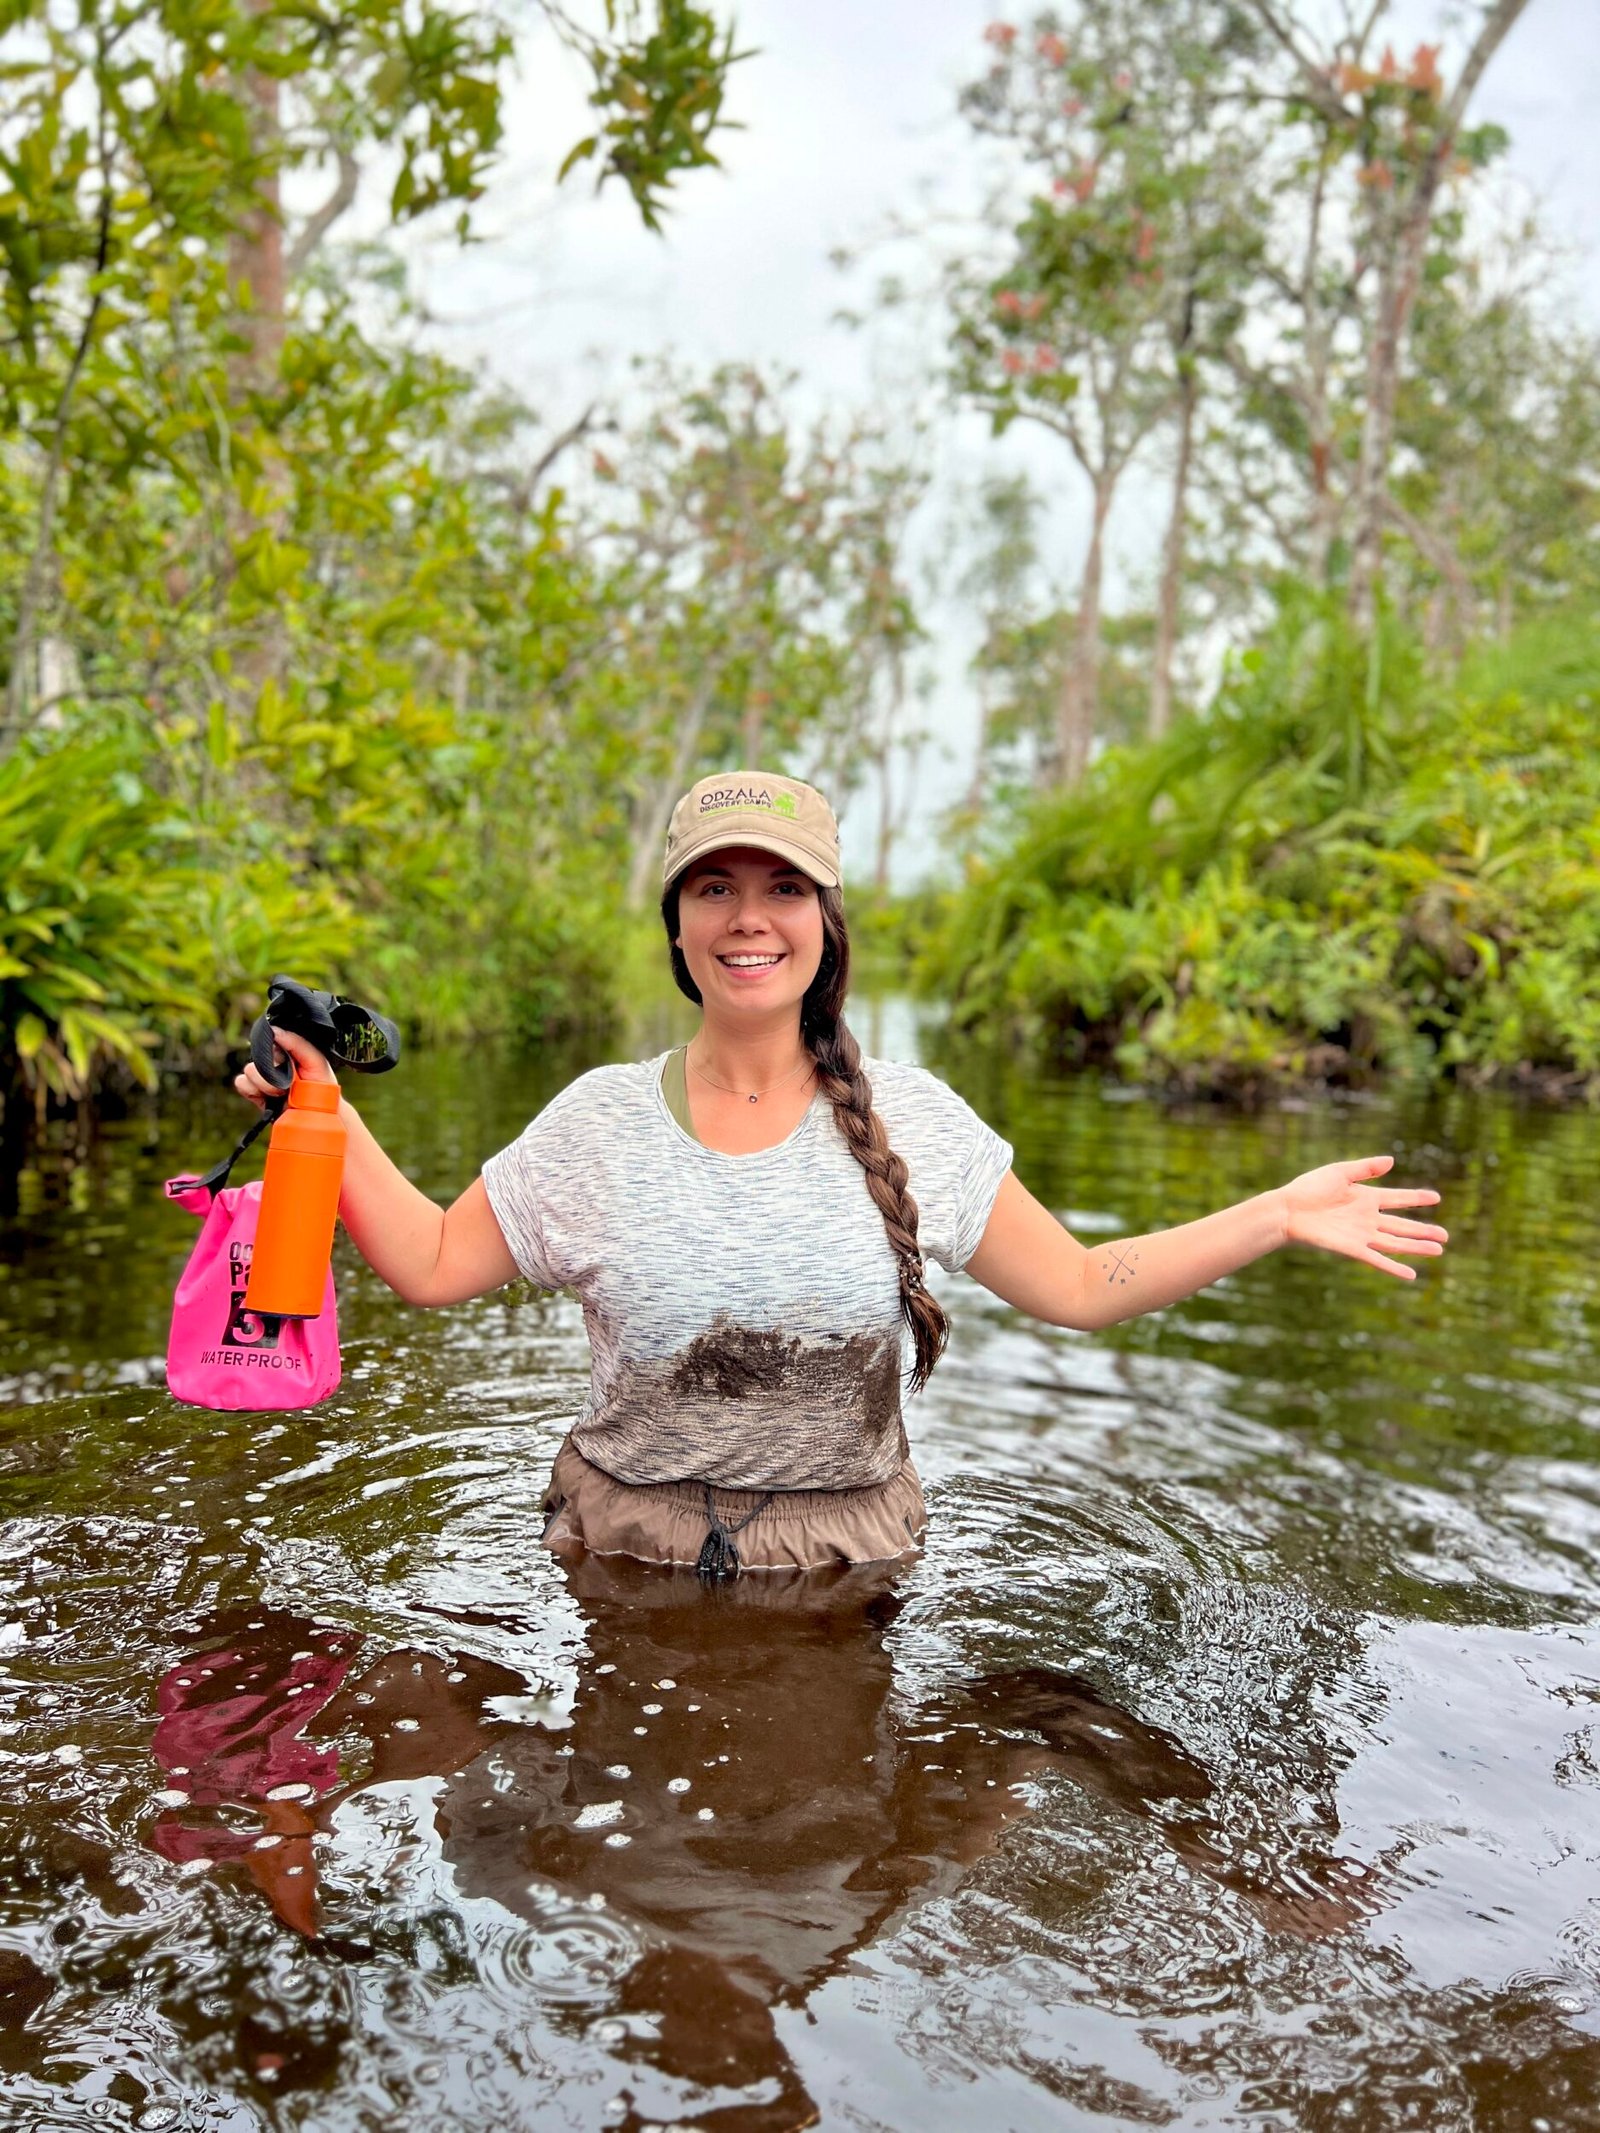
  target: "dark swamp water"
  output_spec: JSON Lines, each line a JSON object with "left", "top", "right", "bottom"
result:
{"left": 3, "top": 997, "right": 1599, "bottom": 2131}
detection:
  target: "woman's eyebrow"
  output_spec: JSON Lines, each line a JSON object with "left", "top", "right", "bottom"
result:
{"left": 692, "top": 863, "right": 806, "bottom": 882}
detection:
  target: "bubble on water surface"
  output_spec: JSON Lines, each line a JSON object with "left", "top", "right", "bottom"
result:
{"left": 667, "top": 1778, "right": 690, "bottom": 1794}
{"left": 574, "top": 1801, "right": 624, "bottom": 1830}
{"left": 264, "top": 1783, "right": 313, "bottom": 1802}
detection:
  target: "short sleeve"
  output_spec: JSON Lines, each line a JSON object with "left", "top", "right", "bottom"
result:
{"left": 480, "top": 1076, "right": 596, "bottom": 1290}
{"left": 869, "top": 1062, "right": 1013, "bottom": 1275}
{"left": 937, "top": 1091, "right": 1013, "bottom": 1273}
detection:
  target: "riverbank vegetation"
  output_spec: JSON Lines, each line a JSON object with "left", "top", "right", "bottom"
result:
{"left": 919, "top": 601, "right": 1600, "bottom": 1094}
{"left": 1, "top": 0, "right": 1594, "bottom": 1130}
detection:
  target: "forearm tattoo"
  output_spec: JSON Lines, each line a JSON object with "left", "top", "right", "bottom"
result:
{"left": 1100, "top": 1243, "right": 1141, "bottom": 1288}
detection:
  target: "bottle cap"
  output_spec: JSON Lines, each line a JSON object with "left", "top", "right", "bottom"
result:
{"left": 287, "top": 1076, "right": 341, "bottom": 1114}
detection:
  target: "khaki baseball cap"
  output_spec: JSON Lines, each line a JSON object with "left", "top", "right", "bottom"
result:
{"left": 662, "top": 771, "right": 842, "bottom": 892}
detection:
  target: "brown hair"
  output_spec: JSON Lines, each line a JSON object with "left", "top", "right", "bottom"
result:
{"left": 662, "top": 880, "right": 949, "bottom": 1392}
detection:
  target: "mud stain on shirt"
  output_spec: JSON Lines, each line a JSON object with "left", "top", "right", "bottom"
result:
{"left": 577, "top": 1315, "right": 908, "bottom": 1491}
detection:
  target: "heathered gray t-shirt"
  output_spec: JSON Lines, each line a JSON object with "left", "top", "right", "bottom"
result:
{"left": 481, "top": 1055, "right": 1013, "bottom": 1491}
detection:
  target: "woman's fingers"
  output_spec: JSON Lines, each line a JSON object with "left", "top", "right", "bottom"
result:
{"left": 1374, "top": 1188, "right": 1442, "bottom": 1209}
{"left": 1359, "top": 1247, "right": 1416, "bottom": 1279}
{"left": 1376, "top": 1217, "right": 1448, "bottom": 1242}
{"left": 269, "top": 1027, "right": 339, "bottom": 1082}
{"left": 231, "top": 1025, "right": 340, "bottom": 1107}
{"left": 1348, "top": 1155, "right": 1395, "bottom": 1178}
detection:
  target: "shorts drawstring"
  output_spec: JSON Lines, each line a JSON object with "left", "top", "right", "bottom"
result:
{"left": 697, "top": 1483, "right": 774, "bottom": 1579}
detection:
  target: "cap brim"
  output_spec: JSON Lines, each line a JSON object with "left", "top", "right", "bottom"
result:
{"left": 663, "top": 829, "right": 840, "bottom": 892}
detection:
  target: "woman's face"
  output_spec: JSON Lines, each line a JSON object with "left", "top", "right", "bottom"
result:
{"left": 675, "top": 847, "right": 825, "bottom": 1026}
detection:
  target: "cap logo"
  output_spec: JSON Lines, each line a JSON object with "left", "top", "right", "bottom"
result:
{"left": 697, "top": 784, "right": 781, "bottom": 815}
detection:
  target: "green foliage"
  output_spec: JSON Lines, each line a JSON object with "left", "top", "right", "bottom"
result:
{"left": 0, "top": 0, "right": 756, "bottom": 1126}
{"left": 561, "top": 0, "right": 749, "bottom": 232}
{"left": 0, "top": 726, "right": 357, "bottom": 1103}
{"left": 921, "top": 598, "right": 1600, "bottom": 1094}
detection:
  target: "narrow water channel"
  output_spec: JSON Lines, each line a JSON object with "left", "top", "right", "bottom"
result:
{"left": 2, "top": 1001, "right": 1598, "bottom": 2130}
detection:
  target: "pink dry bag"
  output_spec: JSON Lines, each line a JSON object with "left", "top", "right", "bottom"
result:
{"left": 164, "top": 1133, "right": 341, "bottom": 1412}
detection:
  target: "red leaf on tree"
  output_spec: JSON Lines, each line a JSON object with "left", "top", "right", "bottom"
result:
{"left": 1408, "top": 43, "right": 1443, "bottom": 96}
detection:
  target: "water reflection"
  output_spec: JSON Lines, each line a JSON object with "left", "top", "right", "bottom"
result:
{"left": 139, "top": 1559, "right": 1396, "bottom": 2124}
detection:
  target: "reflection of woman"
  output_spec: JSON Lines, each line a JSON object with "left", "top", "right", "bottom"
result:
{"left": 234, "top": 771, "right": 1446, "bottom": 1576}
{"left": 149, "top": 1582, "right": 1380, "bottom": 2118}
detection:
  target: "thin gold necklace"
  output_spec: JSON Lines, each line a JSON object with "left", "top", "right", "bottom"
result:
{"left": 688, "top": 1045, "right": 814, "bottom": 1106}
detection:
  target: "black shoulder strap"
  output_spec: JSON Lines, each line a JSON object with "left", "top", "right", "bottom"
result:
{"left": 164, "top": 1097, "right": 284, "bottom": 1201}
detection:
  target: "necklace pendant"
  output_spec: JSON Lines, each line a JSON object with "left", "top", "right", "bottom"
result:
{"left": 748, "top": 1093, "right": 758, "bottom": 1104}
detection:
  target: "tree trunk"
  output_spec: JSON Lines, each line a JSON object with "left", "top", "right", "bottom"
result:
{"left": 873, "top": 650, "right": 904, "bottom": 895}
{"left": 228, "top": 59, "right": 285, "bottom": 396}
{"left": 1348, "top": 0, "right": 1531, "bottom": 627}
{"left": 1149, "top": 369, "right": 1196, "bottom": 743}
{"left": 966, "top": 679, "right": 992, "bottom": 818}
{"left": 2, "top": 110, "right": 112, "bottom": 754}
{"left": 1056, "top": 476, "right": 1112, "bottom": 785}
{"left": 1302, "top": 159, "right": 1339, "bottom": 590}
{"left": 627, "top": 679, "right": 715, "bottom": 909}
{"left": 225, "top": 25, "right": 290, "bottom": 750}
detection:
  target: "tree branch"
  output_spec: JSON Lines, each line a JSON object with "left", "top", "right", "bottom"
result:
{"left": 285, "top": 149, "right": 359, "bottom": 279}
{"left": 525, "top": 402, "right": 606, "bottom": 500}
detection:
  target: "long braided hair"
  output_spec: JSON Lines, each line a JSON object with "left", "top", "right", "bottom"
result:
{"left": 662, "top": 880, "right": 950, "bottom": 1392}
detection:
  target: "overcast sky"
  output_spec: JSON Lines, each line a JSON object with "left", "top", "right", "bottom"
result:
{"left": 392, "top": 0, "right": 1599, "bottom": 883}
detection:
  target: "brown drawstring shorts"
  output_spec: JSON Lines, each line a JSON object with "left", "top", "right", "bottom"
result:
{"left": 539, "top": 1435, "right": 927, "bottom": 1573}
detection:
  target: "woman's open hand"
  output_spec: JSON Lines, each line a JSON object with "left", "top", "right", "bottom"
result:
{"left": 1280, "top": 1155, "right": 1446, "bottom": 1279}
{"left": 232, "top": 1026, "right": 339, "bottom": 1111}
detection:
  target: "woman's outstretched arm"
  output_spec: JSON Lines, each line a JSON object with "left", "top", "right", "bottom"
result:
{"left": 234, "top": 1027, "right": 519, "bottom": 1307}
{"left": 964, "top": 1159, "right": 1446, "bottom": 1333}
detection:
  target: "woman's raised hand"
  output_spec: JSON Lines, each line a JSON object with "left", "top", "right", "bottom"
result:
{"left": 233, "top": 1026, "right": 340, "bottom": 1111}
{"left": 1280, "top": 1155, "right": 1446, "bottom": 1280}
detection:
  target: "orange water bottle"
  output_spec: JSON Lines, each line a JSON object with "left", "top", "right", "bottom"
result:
{"left": 243, "top": 1074, "right": 346, "bottom": 1318}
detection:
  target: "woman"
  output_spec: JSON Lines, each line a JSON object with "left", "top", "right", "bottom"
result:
{"left": 236, "top": 770, "right": 1447, "bottom": 1575}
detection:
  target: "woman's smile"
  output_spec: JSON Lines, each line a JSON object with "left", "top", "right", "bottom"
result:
{"left": 673, "top": 847, "right": 824, "bottom": 1011}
